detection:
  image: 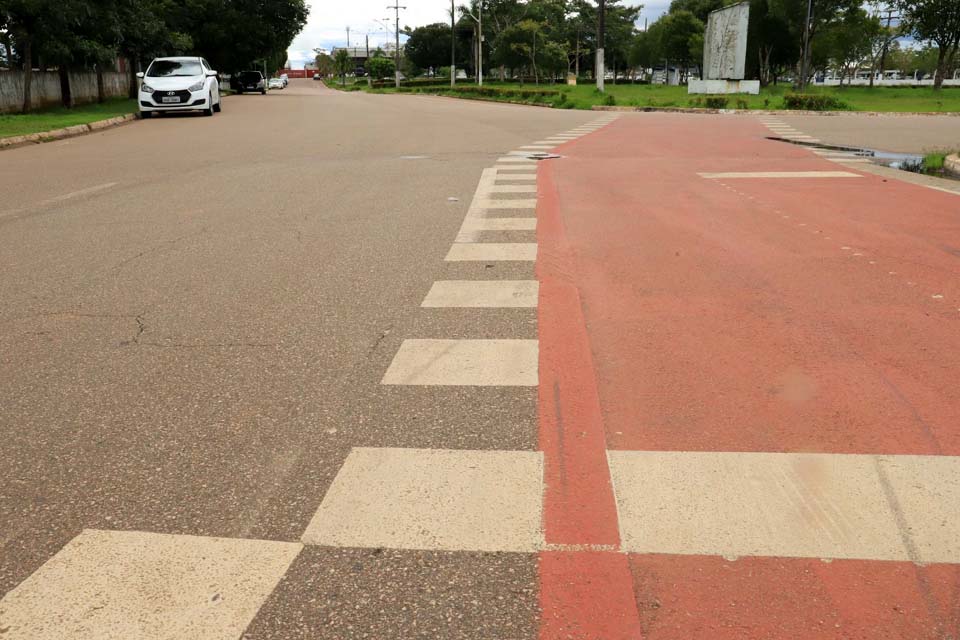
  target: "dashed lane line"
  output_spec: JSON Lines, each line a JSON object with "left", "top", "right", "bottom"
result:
{"left": 300, "top": 447, "right": 544, "bottom": 552}
{"left": 381, "top": 339, "right": 539, "bottom": 386}
{"left": 0, "top": 529, "right": 301, "bottom": 639}
{"left": 421, "top": 280, "right": 539, "bottom": 308}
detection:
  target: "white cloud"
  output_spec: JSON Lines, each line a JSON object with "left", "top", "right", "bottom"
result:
{"left": 287, "top": 0, "right": 670, "bottom": 68}
{"left": 287, "top": 0, "right": 451, "bottom": 67}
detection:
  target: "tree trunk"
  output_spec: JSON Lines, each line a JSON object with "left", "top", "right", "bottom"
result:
{"left": 59, "top": 65, "right": 73, "bottom": 108}
{"left": 97, "top": 65, "right": 105, "bottom": 103}
{"left": 933, "top": 46, "right": 947, "bottom": 90}
{"left": 21, "top": 38, "right": 33, "bottom": 113}
{"left": 128, "top": 58, "right": 139, "bottom": 99}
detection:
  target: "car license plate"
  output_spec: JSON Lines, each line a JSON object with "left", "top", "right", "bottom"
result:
{"left": 161, "top": 96, "right": 181, "bottom": 103}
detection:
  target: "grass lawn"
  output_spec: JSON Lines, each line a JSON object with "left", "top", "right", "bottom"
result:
{"left": 362, "top": 80, "right": 960, "bottom": 113}
{"left": 0, "top": 98, "right": 138, "bottom": 138}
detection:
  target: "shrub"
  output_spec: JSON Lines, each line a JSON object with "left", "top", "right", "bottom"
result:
{"left": 704, "top": 96, "right": 729, "bottom": 109}
{"left": 688, "top": 97, "right": 703, "bottom": 107}
{"left": 736, "top": 98, "right": 749, "bottom": 110}
{"left": 603, "top": 93, "right": 616, "bottom": 106}
{"left": 782, "top": 93, "right": 850, "bottom": 111}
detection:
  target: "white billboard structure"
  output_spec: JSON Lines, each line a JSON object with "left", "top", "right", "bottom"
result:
{"left": 688, "top": 2, "right": 760, "bottom": 95}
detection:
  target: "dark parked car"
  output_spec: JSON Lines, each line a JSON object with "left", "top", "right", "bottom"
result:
{"left": 234, "top": 71, "right": 266, "bottom": 95}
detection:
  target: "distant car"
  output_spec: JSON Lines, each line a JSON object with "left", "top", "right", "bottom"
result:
{"left": 313, "top": 73, "right": 321, "bottom": 80}
{"left": 137, "top": 56, "right": 221, "bottom": 118}
{"left": 280, "top": 73, "right": 289, "bottom": 87}
{"left": 235, "top": 71, "right": 267, "bottom": 95}
{"left": 268, "top": 78, "right": 284, "bottom": 90}
{"left": 354, "top": 66, "right": 366, "bottom": 77}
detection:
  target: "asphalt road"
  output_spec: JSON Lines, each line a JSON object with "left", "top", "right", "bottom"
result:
{"left": 0, "top": 80, "right": 593, "bottom": 638}
{"left": 3, "top": 82, "right": 959, "bottom": 639}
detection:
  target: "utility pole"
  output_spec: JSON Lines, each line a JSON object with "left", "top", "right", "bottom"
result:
{"left": 366, "top": 34, "right": 371, "bottom": 86}
{"left": 596, "top": 0, "right": 606, "bottom": 92}
{"left": 874, "top": 8, "right": 899, "bottom": 87}
{"left": 451, "top": 0, "right": 456, "bottom": 87}
{"left": 387, "top": 3, "right": 406, "bottom": 89}
{"left": 347, "top": 26, "right": 351, "bottom": 48}
{"left": 799, "top": 0, "right": 813, "bottom": 90}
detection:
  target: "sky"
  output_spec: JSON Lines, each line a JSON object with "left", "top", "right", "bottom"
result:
{"left": 286, "top": 0, "right": 671, "bottom": 68}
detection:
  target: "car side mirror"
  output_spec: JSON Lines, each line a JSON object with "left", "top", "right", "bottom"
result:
{"left": 136, "top": 72, "right": 144, "bottom": 79}
{"left": 206, "top": 70, "right": 217, "bottom": 77}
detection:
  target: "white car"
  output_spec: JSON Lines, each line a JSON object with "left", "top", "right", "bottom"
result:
{"left": 280, "top": 73, "right": 289, "bottom": 87}
{"left": 268, "top": 78, "right": 284, "bottom": 90}
{"left": 137, "top": 56, "right": 221, "bottom": 118}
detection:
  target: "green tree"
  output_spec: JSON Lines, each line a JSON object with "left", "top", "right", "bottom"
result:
{"left": 657, "top": 9, "right": 704, "bottom": 79}
{"left": 820, "top": 7, "right": 880, "bottom": 84}
{"left": 628, "top": 29, "right": 656, "bottom": 75}
{"left": 897, "top": 0, "right": 960, "bottom": 89}
{"left": 314, "top": 51, "right": 333, "bottom": 76}
{"left": 333, "top": 47, "right": 351, "bottom": 84}
{"left": 405, "top": 23, "right": 454, "bottom": 72}
{"left": 367, "top": 52, "right": 396, "bottom": 80}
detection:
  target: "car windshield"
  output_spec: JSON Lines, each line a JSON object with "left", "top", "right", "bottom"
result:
{"left": 147, "top": 60, "right": 202, "bottom": 77}
{"left": 239, "top": 72, "right": 261, "bottom": 82}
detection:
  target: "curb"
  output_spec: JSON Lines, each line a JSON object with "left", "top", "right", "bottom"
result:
{"left": 946, "top": 153, "right": 960, "bottom": 178}
{"left": 0, "top": 113, "right": 138, "bottom": 151}
{"left": 592, "top": 105, "right": 960, "bottom": 117}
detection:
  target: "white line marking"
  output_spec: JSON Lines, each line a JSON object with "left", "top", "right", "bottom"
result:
{"left": 495, "top": 173, "right": 537, "bottom": 181}
{"left": 472, "top": 198, "right": 537, "bottom": 209}
{"left": 445, "top": 243, "right": 537, "bottom": 261}
{"left": 699, "top": 171, "right": 862, "bottom": 179}
{"left": 42, "top": 182, "right": 118, "bottom": 205}
{"left": 0, "top": 529, "right": 301, "bottom": 639}
{"left": 301, "top": 448, "right": 544, "bottom": 552}
{"left": 455, "top": 217, "right": 536, "bottom": 241}
{"left": 382, "top": 339, "right": 539, "bottom": 386}
{"left": 608, "top": 450, "right": 960, "bottom": 562}
{"left": 486, "top": 184, "right": 537, "bottom": 193}
{"left": 422, "top": 280, "right": 539, "bottom": 308}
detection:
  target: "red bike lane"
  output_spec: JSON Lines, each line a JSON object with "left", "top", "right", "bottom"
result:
{"left": 536, "top": 113, "right": 960, "bottom": 639}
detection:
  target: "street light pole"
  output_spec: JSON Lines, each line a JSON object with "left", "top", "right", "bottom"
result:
{"left": 451, "top": 0, "right": 456, "bottom": 87}
{"left": 387, "top": 3, "right": 406, "bottom": 89}
{"left": 463, "top": 2, "right": 483, "bottom": 86}
{"left": 596, "top": 0, "right": 605, "bottom": 92}
{"left": 799, "top": 0, "right": 813, "bottom": 90}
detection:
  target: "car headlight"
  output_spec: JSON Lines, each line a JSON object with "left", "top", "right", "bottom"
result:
{"left": 188, "top": 80, "right": 205, "bottom": 92}
{"left": 140, "top": 84, "right": 154, "bottom": 94}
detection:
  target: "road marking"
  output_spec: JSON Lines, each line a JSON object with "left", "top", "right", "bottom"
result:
{"left": 422, "top": 280, "right": 539, "bottom": 308}
{"left": 472, "top": 198, "right": 537, "bottom": 209}
{"left": 495, "top": 173, "right": 537, "bottom": 181}
{"left": 445, "top": 242, "right": 537, "bottom": 261}
{"left": 461, "top": 217, "right": 537, "bottom": 231}
{"left": 497, "top": 157, "right": 538, "bottom": 165}
{"left": 455, "top": 217, "right": 536, "bottom": 241}
{"left": 382, "top": 339, "right": 538, "bottom": 386}
{"left": 0, "top": 529, "right": 301, "bottom": 639}
{"left": 301, "top": 448, "right": 544, "bottom": 552}
{"left": 699, "top": 171, "right": 861, "bottom": 179}
{"left": 487, "top": 184, "right": 537, "bottom": 193}
{"left": 41, "top": 182, "right": 118, "bottom": 205}
{"left": 608, "top": 450, "right": 960, "bottom": 562}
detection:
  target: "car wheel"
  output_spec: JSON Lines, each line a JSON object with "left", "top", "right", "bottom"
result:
{"left": 261, "top": 89, "right": 267, "bottom": 95}
{"left": 213, "top": 97, "right": 221, "bottom": 113}
{"left": 236, "top": 90, "right": 243, "bottom": 95}
{"left": 140, "top": 111, "right": 151, "bottom": 119}
{"left": 204, "top": 94, "right": 214, "bottom": 116}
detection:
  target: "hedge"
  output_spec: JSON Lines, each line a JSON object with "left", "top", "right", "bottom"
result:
{"left": 782, "top": 93, "right": 850, "bottom": 111}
